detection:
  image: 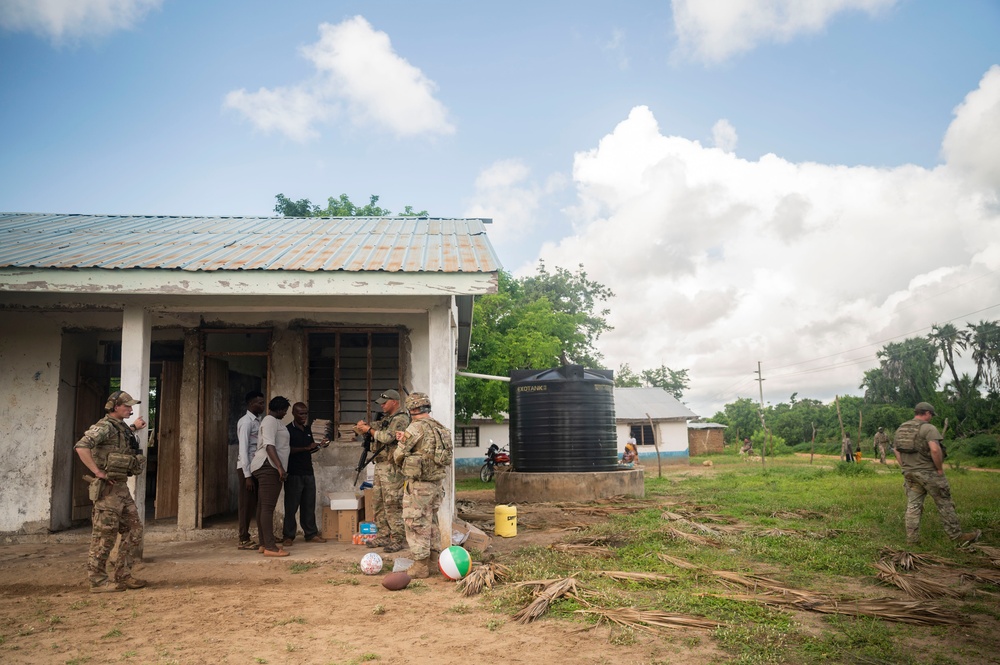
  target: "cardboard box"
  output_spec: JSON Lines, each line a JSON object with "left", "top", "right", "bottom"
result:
{"left": 363, "top": 488, "right": 374, "bottom": 522}
{"left": 451, "top": 517, "right": 491, "bottom": 552}
{"left": 322, "top": 507, "right": 364, "bottom": 542}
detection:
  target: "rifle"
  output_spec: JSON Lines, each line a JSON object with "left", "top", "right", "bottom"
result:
{"left": 353, "top": 412, "right": 386, "bottom": 485}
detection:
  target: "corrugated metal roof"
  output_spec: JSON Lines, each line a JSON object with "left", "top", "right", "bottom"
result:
{"left": 614, "top": 387, "right": 699, "bottom": 421}
{"left": 0, "top": 213, "right": 502, "bottom": 273}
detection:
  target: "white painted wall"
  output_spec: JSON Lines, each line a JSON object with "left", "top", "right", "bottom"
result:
{"left": 616, "top": 421, "right": 690, "bottom": 463}
{"left": 454, "top": 420, "right": 509, "bottom": 478}
{"left": 0, "top": 313, "right": 62, "bottom": 533}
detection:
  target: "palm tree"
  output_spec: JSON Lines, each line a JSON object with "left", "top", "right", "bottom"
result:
{"left": 968, "top": 320, "right": 1000, "bottom": 393}
{"left": 929, "top": 323, "right": 970, "bottom": 399}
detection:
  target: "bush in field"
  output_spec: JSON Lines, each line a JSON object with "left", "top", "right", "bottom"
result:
{"left": 835, "top": 461, "right": 876, "bottom": 476}
{"left": 751, "top": 430, "right": 790, "bottom": 456}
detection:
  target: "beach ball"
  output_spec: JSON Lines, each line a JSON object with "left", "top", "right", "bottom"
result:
{"left": 360, "top": 552, "right": 383, "bottom": 575}
{"left": 438, "top": 546, "right": 472, "bottom": 580}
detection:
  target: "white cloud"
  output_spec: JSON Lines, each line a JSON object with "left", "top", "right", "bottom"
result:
{"left": 224, "top": 16, "right": 454, "bottom": 142}
{"left": 671, "top": 0, "right": 898, "bottom": 63}
{"left": 711, "top": 118, "right": 738, "bottom": 153}
{"left": 602, "top": 28, "right": 629, "bottom": 71}
{"left": 463, "top": 159, "right": 567, "bottom": 250}
{"left": 0, "top": 0, "right": 161, "bottom": 42}
{"left": 534, "top": 66, "right": 1000, "bottom": 417}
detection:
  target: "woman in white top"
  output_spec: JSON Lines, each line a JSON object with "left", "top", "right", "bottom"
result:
{"left": 251, "top": 396, "right": 291, "bottom": 556}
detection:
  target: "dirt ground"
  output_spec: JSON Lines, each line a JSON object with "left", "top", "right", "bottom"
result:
{"left": 0, "top": 488, "right": 725, "bottom": 665}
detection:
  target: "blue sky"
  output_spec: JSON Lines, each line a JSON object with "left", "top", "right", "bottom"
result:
{"left": 2, "top": 0, "right": 999, "bottom": 417}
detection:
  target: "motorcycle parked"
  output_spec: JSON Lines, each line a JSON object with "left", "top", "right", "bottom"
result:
{"left": 480, "top": 440, "right": 510, "bottom": 482}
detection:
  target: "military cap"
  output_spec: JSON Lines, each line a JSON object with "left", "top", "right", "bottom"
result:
{"left": 914, "top": 401, "right": 936, "bottom": 415}
{"left": 376, "top": 389, "right": 402, "bottom": 404}
{"left": 104, "top": 390, "right": 140, "bottom": 411}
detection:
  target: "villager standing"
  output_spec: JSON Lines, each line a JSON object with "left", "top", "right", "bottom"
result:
{"left": 236, "top": 390, "right": 265, "bottom": 550}
{"left": 356, "top": 389, "right": 410, "bottom": 553}
{"left": 74, "top": 390, "right": 147, "bottom": 593}
{"left": 282, "top": 402, "right": 328, "bottom": 546}
{"left": 252, "top": 396, "right": 291, "bottom": 557}
{"left": 873, "top": 426, "right": 890, "bottom": 465}
{"left": 394, "top": 392, "right": 453, "bottom": 578}
{"left": 894, "top": 402, "right": 981, "bottom": 546}
{"left": 842, "top": 434, "right": 854, "bottom": 463}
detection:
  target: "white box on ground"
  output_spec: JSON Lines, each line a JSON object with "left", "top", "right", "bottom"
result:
{"left": 328, "top": 492, "right": 361, "bottom": 510}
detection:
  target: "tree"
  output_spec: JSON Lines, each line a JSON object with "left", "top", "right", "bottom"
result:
{"left": 930, "top": 323, "right": 970, "bottom": 399}
{"left": 862, "top": 337, "right": 940, "bottom": 407}
{"left": 640, "top": 365, "right": 690, "bottom": 400}
{"left": 969, "top": 320, "right": 1000, "bottom": 393}
{"left": 614, "top": 364, "right": 643, "bottom": 387}
{"left": 273, "top": 193, "right": 426, "bottom": 218}
{"left": 711, "top": 397, "right": 762, "bottom": 444}
{"left": 456, "top": 266, "right": 616, "bottom": 421}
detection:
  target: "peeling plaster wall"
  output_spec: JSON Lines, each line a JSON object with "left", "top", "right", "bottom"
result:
{"left": 0, "top": 314, "right": 62, "bottom": 533}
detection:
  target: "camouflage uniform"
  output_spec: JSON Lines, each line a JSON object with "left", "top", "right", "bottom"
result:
{"left": 873, "top": 429, "right": 889, "bottom": 464}
{"left": 75, "top": 415, "right": 144, "bottom": 588}
{"left": 370, "top": 410, "right": 411, "bottom": 547}
{"left": 895, "top": 418, "right": 962, "bottom": 542}
{"left": 394, "top": 415, "right": 451, "bottom": 561}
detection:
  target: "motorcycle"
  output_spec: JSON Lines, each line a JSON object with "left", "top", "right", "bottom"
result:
{"left": 479, "top": 440, "right": 510, "bottom": 482}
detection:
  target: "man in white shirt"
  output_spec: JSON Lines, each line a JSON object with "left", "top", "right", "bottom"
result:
{"left": 236, "top": 390, "right": 265, "bottom": 550}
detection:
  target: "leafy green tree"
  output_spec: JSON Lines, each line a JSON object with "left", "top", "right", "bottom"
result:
{"left": 930, "top": 323, "right": 970, "bottom": 399}
{"left": 456, "top": 266, "right": 615, "bottom": 421}
{"left": 640, "top": 365, "right": 690, "bottom": 400}
{"left": 969, "top": 320, "right": 1000, "bottom": 393}
{"left": 711, "top": 397, "right": 762, "bottom": 444}
{"left": 614, "top": 364, "right": 643, "bottom": 387}
{"left": 273, "top": 193, "right": 426, "bottom": 217}
{"left": 861, "top": 337, "right": 940, "bottom": 407}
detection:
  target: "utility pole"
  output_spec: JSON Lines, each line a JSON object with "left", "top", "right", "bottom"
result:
{"left": 755, "top": 361, "right": 767, "bottom": 470}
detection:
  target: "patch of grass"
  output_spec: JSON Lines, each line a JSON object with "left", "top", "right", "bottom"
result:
{"left": 101, "top": 628, "right": 122, "bottom": 639}
{"left": 835, "top": 461, "right": 877, "bottom": 476}
{"left": 253, "top": 658, "right": 268, "bottom": 664}
{"left": 65, "top": 658, "right": 91, "bottom": 665}
{"left": 121, "top": 651, "right": 137, "bottom": 659}
{"left": 609, "top": 625, "right": 636, "bottom": 646}
{"left": 289, "top": 562, "right": 318, "bottom": 574}
{"left": 446, "top": 603, "right": 471, "bottom": 614}
{"left": 455, "top": 478, "right": 492, "bottom": 492}
{"left": 358, "top": 655, "right": 380, "bottom": 662}
{"left": 485, "top": 618, "right": 504, "bottom": 631}
{"left": 274, "top": 616, "right": 306, "bottom": 626}
{"left": 68, "top": 600, "right": 91, "bottom": 610}
{"left": 797, "top": 615, "right": 916, "bottom": 664}
{"left": 371, "top": 605, "right": 386, "bottom": 616}
{"left": 326, "top": 577, "right": 360, "bottom": 586}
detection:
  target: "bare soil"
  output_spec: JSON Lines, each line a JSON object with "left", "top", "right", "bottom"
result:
{"left": 0, "top": 488, "right": 721, "bottom": 665}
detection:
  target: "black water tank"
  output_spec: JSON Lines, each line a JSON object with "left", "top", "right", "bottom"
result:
{"left": 509, "top": 364, "right": 618, "bottom": 472}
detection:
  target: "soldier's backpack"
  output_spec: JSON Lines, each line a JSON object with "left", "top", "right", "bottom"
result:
{"left": 425, "top": 417, "right": 453, "bottom": 469}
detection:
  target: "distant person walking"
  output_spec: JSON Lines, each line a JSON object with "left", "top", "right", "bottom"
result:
{"left": 893, "top": 402, "right": 980, "bottom": 546}
{"left": 873, "top": 427, "right": 889, "bottom": 465}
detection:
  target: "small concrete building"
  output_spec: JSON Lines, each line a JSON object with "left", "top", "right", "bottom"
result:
{"left": 687, "top": 422, "right": 727, "bottom": 455}
{"left": 0, "top": 213, "right": 500, "bottom": 538}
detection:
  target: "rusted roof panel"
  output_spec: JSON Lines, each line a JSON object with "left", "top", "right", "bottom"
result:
{"left": 0, "top": 214, "right": 502, "bottom": 273}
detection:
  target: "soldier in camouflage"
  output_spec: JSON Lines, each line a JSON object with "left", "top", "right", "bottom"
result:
{"left": 873, "top": 426, "right": 889, "bottom": 465}
{"left": 893, "top": 402, "right": 981, "bottom": 547}
{"left": 356, "top": 389, "right": 411, "bottom": 553}
{"left": 394, "top": 392, "right": 452, "bottom": 578}
{"left": 74, "top": 390, "right": 147, "bottom": 593}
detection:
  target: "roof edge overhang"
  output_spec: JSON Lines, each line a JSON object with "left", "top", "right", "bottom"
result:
{"left": 0, "top": 267, "right": 498, "bottom": 298}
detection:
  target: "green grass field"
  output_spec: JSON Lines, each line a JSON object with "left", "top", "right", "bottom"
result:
{"left": 466, "top": 457, "right": 1000, "bottom": 664}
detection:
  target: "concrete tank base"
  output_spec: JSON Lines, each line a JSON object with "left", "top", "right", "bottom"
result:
{"left": 495, "top": 469, "right": 645, "bottom": 503}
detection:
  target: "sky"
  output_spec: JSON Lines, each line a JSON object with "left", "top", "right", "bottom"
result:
{"left": 2, "top": 0, "right": 999, "bottom": 418}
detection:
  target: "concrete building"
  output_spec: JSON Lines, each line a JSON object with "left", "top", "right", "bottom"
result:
{"left": 0, "top": 213, "right": 500, "bottom": 538}
{"left": 454, "top": 386, "right": 698, "bottom": 478}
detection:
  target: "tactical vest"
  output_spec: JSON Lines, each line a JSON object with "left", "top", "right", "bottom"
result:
{"left": 401, "top": 417, "right": 452, "bottom": 482}
{"left": 892, "top": 420, "right": 925, "bottom": 454}
{"left": 85, "top": 417, "right": 141, "bottom": 478}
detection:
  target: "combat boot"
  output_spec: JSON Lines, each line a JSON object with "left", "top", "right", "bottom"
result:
{"left": 120, "top": 576, "right": 147, "bottom": 589}
{"left": 956, "top": 530, "right": 982, "bottom": 547}
{"left": 383, "top": 539, "right": 406, "bottom": 553}
{"left": 408, "top": 558, "right": 430, "bottom": 579}
{"left": 90, "top": 580, "right": 126, "bottom": 594}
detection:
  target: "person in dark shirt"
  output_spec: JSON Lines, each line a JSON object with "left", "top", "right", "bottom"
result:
{"left": 281, "top": 402, "right": 329, "bottom": 545}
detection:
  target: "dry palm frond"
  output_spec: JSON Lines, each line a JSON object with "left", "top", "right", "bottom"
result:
{"left": 710, "top": 570, "right": 815, "bottom": 600}
{"left": 758, "top": 528, "right": 800, "bottom": 538}
{"left": 872, "top": 560, "right": 961, "bottom": 599}
{"left": 456, "top": 511, "right": 495, "bottom": 522}
{"left": 971, "top": 544, "right": 1000, "bottom": 567}
{"left": 549, "top": 543, "right": 615, "bottom": 557}
{"left": 878, "top": 547, "right": 952, "bottom": 570}
{"left": 592, "top": 570, "right": 675, "bottom": 585}
{"left": 715, "top": 593, "right": 971, "bottom": 625}
{"left": 513, "top": 577, "right": 578, "bottom": 624}
{"left": 656, "top": 553, "right": 703, "bottom": 570}
{"left": 960, "top": 569, "right": 1000, "bottom": 586}
{"left": 661, "top": 511, "right": 692, "bottom": 523}
{"left": 576, "top": 607, "right": 722, "bottom": 632}
{"left": 690, "top": 522, "right": 723, "bottom": 537}
{"left": 563, "top": 533, "right": 628, "bottom": 547}
{"left": 457, "top": 563, "right": 511, "bottom": 597}
{"left": 771, "top": 509, "right": 826, "bottom": 520}
{"left": 803, "top": 529, "right": 848, "bottom": 539}
{"left": 665, "top": 526, "right": 722, "bottom": 548}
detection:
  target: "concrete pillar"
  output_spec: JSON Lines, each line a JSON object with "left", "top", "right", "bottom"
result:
{"left": 428, "top": 298, "right": 457, "bottom": 552}
{"left": 121, "top": 306, "right": 151, "bottom": 528}
{"left": 177, "top": 329, "right": 200, "bottom": 530}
